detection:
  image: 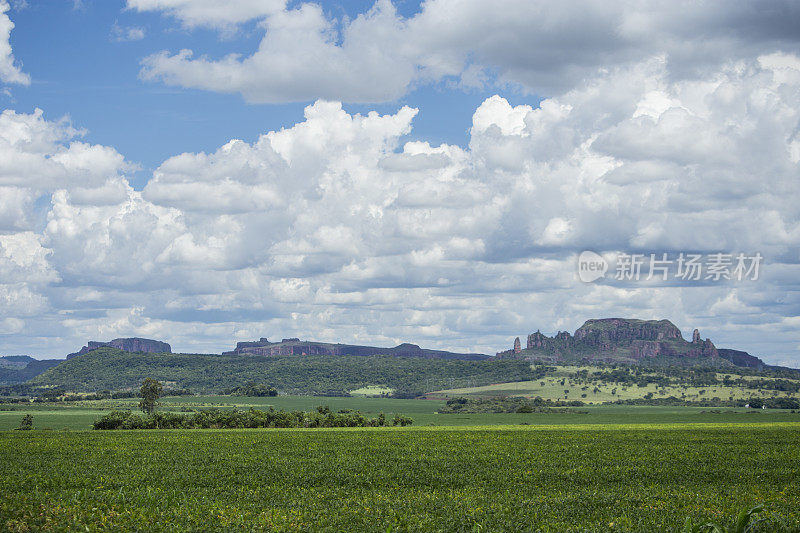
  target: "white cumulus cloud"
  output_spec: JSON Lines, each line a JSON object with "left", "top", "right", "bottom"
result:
{"left": 127, "top": 0, "right": 285, "bottom": 30}
{"left": 0, "top": 0, "right": 28, "bottom": 85}
{"left": 2, "top": 45, "right": 800, "bottom": 362}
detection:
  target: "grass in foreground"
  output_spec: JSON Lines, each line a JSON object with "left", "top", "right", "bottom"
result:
{"left": 1, "top": 424, "right": 799, "bottom": 532}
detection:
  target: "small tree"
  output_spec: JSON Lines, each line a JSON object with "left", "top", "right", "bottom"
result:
{"left": 16, "top": 414, "right": 33, "bottom": 430}
{"left": 139, "top": 378, "right": 163, "bottom": 415}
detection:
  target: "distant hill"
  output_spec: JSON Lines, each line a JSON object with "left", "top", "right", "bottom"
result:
{"left": 0, "top": 356, "right": 62, "bottom": 385}
{"left": 223, "top": 338, "right": 489, "bottom": 360}
{"left": 498, "top": 318, "right": 767, "bottom": 369}
{"left": 0, "top": 355, "right": 36, "bottom": 369}
{"left": 29, "top": 347, "right": 532, "bottom": 395}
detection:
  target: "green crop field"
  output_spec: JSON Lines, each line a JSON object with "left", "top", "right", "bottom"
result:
{"left": 1, "top": 424, "right": 799, "bottom": 532}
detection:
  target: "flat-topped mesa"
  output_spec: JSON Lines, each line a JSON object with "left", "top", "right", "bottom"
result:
{"left": 67, "top": 337, "right": 171, "bottom": 359}
{"left": 223, "top": 338, "right": 489, "bottom": 360}
{"left": 224, "top": 338, "right": 340, "bottom": 357}
{"left": 574, "top": 318, "right": 682, "bottom": 348}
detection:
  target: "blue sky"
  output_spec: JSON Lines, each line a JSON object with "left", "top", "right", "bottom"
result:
{"left": 5, "top": 0, "right": 528, "bottom": 188}
{"left": 0, "top": 0, "right": 799, "bottom": 364}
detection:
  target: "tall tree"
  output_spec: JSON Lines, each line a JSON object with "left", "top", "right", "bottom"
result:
{"left": 139, "top": 378, "right": 163, "bottom": 415}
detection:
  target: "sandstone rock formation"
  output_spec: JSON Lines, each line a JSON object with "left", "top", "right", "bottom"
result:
{"left": 67, "top": 338, "right": 171, "bottom": 359}
{"left": 498, "top": 318, "right": 722, "bottom": 366}
{"left": 513, "top": 337, "right": 521, "bottom": 354}
{"left": 527, "top": 330, "right": 546, "bottom": 349}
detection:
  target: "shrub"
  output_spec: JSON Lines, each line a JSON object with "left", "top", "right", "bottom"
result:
{"left": 15, "top": 414, "right": 33, "bottom": 431}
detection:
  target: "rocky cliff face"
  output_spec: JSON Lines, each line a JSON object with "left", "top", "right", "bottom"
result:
{"left": 627, "top": 337, "right": 718, "bottom": 360}
{"left": 67, "top": 338, "right": 171, "bottom": 359}
{"left": 574, "top": 318, "right": 682, "bottom": 348}
{"left": 499, "top": 318, "right": 724, "bottom": 366}
{"left": 528, "top": 330, "right": 574, "bottom": 349}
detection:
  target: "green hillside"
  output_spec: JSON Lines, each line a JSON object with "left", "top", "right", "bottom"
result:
{"left": 30, "top": 348, "right": 535, "bottom": 395}
{"left": 428, "top": 364, "right": 800, "bottom": 405}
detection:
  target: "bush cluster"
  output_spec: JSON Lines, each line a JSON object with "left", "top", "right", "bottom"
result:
{"left": 439, "top": 396, "right": 585, "bottom": 414}
{"left": 93, "top": 406, "right": 412, "bottom": 430}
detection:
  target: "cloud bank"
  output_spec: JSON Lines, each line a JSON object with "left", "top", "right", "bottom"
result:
{"left": 134, "top": 0, "right": 800, "bottom": 103}
{"left": 2, "top": 52, "right": 800, "bottom": 362}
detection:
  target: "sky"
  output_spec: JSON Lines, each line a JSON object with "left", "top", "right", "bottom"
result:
{"left": 0, "top": 0, "right": 799, "bottom": 363}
